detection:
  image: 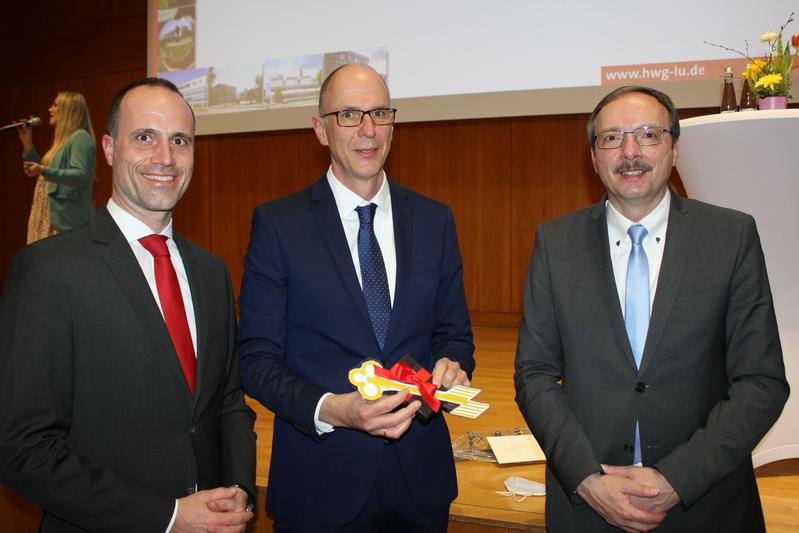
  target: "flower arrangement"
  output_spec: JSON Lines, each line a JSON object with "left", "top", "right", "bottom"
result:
{"left": 706, "top": 13, "right": 798, "bottom": 99}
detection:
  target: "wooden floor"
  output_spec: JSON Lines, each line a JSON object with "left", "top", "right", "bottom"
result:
{"left": 245, "top": 326, "right": 799, "bottom": 532}
{"left": 449, "top": 327, "right": 799, "bottom": 531}
{"left": 1, "top": 326, "right": 797, "bottom": 532}
{"left": 756, "top": 459, "right": 799, "bottom": 532}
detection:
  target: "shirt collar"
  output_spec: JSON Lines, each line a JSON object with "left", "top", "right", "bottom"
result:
{"left": 106, "top": 198, "right": 174, "bottom": 243}
{"left": 326, "top": 166, "right": 391, "bottom": 219}
{"left": 606, "top": 191, "right": 670, "bottom": 245}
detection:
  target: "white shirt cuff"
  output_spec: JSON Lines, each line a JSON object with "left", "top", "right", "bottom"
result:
{"left": 314, "top": 392, "right": 335, "bottom": 435}
{"left": 166, "top": 499, "right": 178, "bottom": 532}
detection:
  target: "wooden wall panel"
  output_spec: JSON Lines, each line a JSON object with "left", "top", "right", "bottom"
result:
{"left": 510, "top": 113, "right": 604, "bottom": 313}
{"left": 0, "top": 485, "right": 41, "bottom": 532}
{"left": 393, "top": 119, "right": 513, "bottom": 314}
{"left": 204, "top": 128, "right": 331, "bottom": 293}
{"left": 0, "top": 2, "right": 147, "bottom": 87}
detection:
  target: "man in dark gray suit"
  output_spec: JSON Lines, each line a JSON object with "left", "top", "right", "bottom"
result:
{"left": 514, "top": 85, "right": 788, "bottom": 532}
{"left": 0, "top": 78, "right": 256, "bottom": 532}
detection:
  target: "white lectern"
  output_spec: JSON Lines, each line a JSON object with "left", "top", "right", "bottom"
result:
{"left": 677, "top": 109, "right": 799, "bottom": 466}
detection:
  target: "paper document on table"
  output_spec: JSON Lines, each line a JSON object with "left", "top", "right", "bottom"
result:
{"left": 486, "top": 434, "right": 545, "bottom": 464}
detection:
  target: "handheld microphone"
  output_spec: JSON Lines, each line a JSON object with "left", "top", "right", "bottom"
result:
{"left": 0, "top": 117, "right": 43, "bottom": 133}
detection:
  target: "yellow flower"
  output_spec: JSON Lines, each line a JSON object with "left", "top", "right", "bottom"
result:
{"left": 742, "top": 58, "right": 767, "bottom": 80}
{"left": 707, "top": 12, "right": 795, "bottom": 97}
{"left": 754, "top": 73, "right": 784, "bottom": 91}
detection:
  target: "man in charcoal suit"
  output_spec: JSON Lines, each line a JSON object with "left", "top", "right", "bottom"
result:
{"left": 0, "top": 78, "right": 256, "bottom": 532}
{"left": 514, "top": 85, "right": 788, "bottom": 532}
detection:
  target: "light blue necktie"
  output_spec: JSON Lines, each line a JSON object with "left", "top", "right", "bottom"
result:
{"left": 625, "top": 224, "right": 649, "bottom": 465}
{"left": 356, "top": 204, "right": 391, "bottom": 351}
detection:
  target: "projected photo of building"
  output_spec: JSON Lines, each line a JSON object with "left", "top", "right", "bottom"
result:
{"left": 322, "top": 51, "right": 369, "bottom": 78}
{"left": 159, "top": 48, "right": 388, "bottom": 115}
{"left": 205, "top": 64, "right": 264, "bottom": 108}
{"left": 264, "top": 55, "right": 322, "bottom": 107}
{"left": 158, "top": 67, "right": 208, "bottom": 108}
{"left": 264, "top": 48, "right": 388, "bottom": 109}
{"left": 176, "top": 70, "right": 208, "bottom": 108}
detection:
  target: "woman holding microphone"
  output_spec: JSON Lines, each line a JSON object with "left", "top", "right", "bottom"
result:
{"left": 17, "top": 91, "right": 96, "bottom": 243}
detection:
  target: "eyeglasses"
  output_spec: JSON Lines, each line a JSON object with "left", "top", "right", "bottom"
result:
{"left": 594, "top": 126, "right": 672, "bottom": 149}
{"left": 320, "top": 108, "right": 397, "bottom": 127}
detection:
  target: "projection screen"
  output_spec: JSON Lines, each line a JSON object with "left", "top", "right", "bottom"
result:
{"left": 148, "top": 0, "right": 798, "bottom": 135}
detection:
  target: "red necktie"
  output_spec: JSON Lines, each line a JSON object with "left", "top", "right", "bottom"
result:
{"left": 139, "top": 234, "right": 196, "bottom": 394}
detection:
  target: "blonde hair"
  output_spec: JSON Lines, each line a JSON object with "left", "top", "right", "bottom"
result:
{"left": 42, "top": 91, "right": 95, "bottom": 166}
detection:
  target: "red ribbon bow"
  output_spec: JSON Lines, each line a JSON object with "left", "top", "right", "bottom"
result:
{"left": 374, "top": 362, "right": 440, "bottom": 412}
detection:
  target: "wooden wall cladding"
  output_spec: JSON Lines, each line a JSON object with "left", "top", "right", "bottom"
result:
{"left": 198, "top": 128, "right": 332, "bottom": 291}
{"left": 393, "top": 118, "right": 513, "bottom": 316}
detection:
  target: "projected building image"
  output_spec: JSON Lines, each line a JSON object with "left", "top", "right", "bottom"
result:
{"left": 160, "top": 48, "right": 388, "bottom": 116}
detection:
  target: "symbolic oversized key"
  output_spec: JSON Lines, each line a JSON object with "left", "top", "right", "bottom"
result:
{"left": 348, "top": 359, "right": 489, "bottom": 419}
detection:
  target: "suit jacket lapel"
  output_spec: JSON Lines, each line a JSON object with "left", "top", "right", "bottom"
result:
{"left": 309, "top": 177, "right": 374, "bottom": 338}
{"left": 93, "top": 208, "right": 194, "bottom": 400}
{"left": 174, "top": 233, "right": 205, "bottom": 403}
{"left": 384, "top": 179, "right": 412, "bottom": 355}
{"left": 587, "top": 200, "right": 638, "bottom": 371}
{"left": 639, "top": 192, "right": 691, "bottom": 374}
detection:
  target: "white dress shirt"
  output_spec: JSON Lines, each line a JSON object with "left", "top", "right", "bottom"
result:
{"left": 106, "top": 199, "right": 198, "bottom": 352}
{"left": 606, "top": 192, "right": 671, "bottom": 317}
{"left": 326, "top": 168, "right": 397, "bottom": 304}
{"left": 106, "top": 198, "right": 197, "bottom": 531}
{"left": 314, "top": 168, "right": 398, "bottom": 434}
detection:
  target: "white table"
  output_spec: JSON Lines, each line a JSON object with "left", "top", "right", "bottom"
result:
{"left": 677, "top": 109, "right": 799, "bottom": 466}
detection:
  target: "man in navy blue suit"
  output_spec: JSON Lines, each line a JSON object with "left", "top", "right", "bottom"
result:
{"left": 238, "top": 64, "right": 475, "bottom": 531}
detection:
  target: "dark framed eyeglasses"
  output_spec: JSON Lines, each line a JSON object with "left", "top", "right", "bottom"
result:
{"left": 320, "top": 108, "right": 397, "bottom": 127}
{"left": 594, "top": 126, "right": 672, "bottom": 149}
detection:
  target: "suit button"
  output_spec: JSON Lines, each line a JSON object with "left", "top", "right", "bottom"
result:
{"left": 635, "top": 382, "right": 646, "bottom": 393}
{"left": 623, "top": 444, "right": 633, "bottom": 452}
{"left": 188, "top": 425, "right": 197, "bottom": 434}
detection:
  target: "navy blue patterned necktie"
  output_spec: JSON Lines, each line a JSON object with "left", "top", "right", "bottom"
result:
{"left": 356, "top": 204, "right": 391, "bottom": 350}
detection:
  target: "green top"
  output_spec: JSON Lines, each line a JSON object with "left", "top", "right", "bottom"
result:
{"left": 23, "top": 129, "right": 97, "bottom": 232}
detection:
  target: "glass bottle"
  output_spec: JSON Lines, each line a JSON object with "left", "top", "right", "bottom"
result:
{"left": 739, "top": 77, "right": 757, "bottom": 111}
{"left": 721, "top": 67, "right": 737, "bottom": 113}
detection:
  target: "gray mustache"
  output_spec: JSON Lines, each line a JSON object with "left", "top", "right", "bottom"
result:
{"left": 615, "top": 161, "right": 653, "bottom": 173}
